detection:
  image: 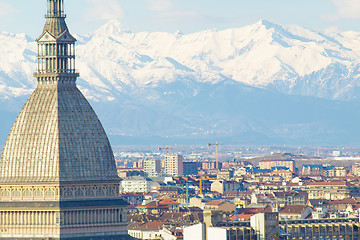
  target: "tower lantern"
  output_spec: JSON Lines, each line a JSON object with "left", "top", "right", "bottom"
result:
{"left": 35, "top": 0, "right": 78, "bottom": 85}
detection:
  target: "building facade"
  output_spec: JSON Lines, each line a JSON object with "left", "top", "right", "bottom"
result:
{"left": 211, "top": 180, "right": 244, "bottom": 194}
{"left": 184, "top": 214, "right": 360, "bottom": 240}
{"left": 302, "top": 164, "right": 324, "bottom": 176}
{"left": 352, "top": 163, "right": 360, "bottom": 176}
{"left": 279, "top": 218, "right": 360, "bottom": 239}
{"left": 273, "top": 191, "right": 308, "bottom": 208}
{"left": 120, "top": 176, "right": 159, "bottom": 193}
{"left": 259, "top": 160, "right": 295, "bottom": 172}
{"left": 143, "top": 159, "right": 162, "bottom": 177}
{"left": 0, "top": 0, "right": 129, "bottom": 239}
{"left": 305, "top": 181, "right": 353, "bottom": 200}
{"left": 183, "top": 161, "right": 201, "bottom": 176}
{"left": 164, "top": 155, "right": 183, "bottom": 177}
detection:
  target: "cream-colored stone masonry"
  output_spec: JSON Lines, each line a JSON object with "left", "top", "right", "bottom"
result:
{"left": 0, "top": 84, "right": 119, "bottom": 183}
{"left": 0, "top": 0, "right": 129, "bottom": 238}
{"left": 0, "top": 183, "right": 120, "bottom": 201}
{"left": 0, "top": 207, "right": 128, "bottom": 238}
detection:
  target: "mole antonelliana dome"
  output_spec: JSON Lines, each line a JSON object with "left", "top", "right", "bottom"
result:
{"left": 0, "top": 1, "right": 129, "bottom": 239}
{"left": 0, "top": 0, "right": 119, "bottom": 184}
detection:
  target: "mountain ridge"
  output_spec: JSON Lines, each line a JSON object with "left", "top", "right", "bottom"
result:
{"left": 1, "top": 20, "right": 360, "bottom": 145}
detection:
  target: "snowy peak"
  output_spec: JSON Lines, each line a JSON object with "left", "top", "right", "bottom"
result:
{"left": 2, "top": 20, "right": 360, "bottom": 144}
{"left": 1, "top": 20, "right": 360, "bottom": 101}
{"left": 93, "top": 20, "right": 131, "bottom": 37}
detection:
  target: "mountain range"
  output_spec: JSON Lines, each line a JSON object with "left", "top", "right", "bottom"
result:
{"left": 1, "top": 20, "right": 360, "bottom": 145}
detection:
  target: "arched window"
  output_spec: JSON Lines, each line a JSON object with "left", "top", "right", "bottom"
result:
{"left": 75, "top": 188, "right": 84, "bottom": 197}
{"left": 106, "top": 187, "right": 115, "bottom": 196}
{"left": 1, "top": 190, "right": 10, "bottom": 197}
{"left": 23, "top": 189, "right": 32, "bottom": 197}
{"left": 85, "top": 188, "right": 94, "bottom": 196}
{"left": 96, "top": 188, "right": 105, "bottom": 196}
{"left": 34, "top": 189, "right": 44, "bottom": 197}
{"left": 64, "top": 189, "right": 72, "bottom": 197}
{"left": 45, "top": 189, "right": 55, "bottom": 197}
{"left": 13, "top": 189, "right": 21, "bottom": 197}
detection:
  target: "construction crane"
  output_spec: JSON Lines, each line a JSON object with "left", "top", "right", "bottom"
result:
{"left": 158, "top": 146, "right": 176, "bottom": 155}
{"left": 208, "top": 142, "right": 223, "bottom": 170}
{"left": 184, "top": 182, "right": 189, "bottom": 205}
{"left": 199, "top": 177, "right": 218, "bottom": 195}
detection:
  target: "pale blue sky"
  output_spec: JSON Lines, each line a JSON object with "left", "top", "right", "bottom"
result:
{"left": 0, "top": 0, "right": 359, "bottom": 38}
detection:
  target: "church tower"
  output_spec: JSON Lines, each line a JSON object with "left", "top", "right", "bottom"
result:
{"left": 0, "top": 0, "right": 129, "bottom": 239}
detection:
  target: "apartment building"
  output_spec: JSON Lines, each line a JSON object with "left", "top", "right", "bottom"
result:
{"left": 259, "top": 160, "right": 295, "bottom": 171}
{"left": 143, "top": 159, "right": 162, "bottom": 177}
{"left": 305, "top": 181, "right": 353, "bottom": 200}
{"left": 164, "top": 155, "right": 184, "bottom": 177}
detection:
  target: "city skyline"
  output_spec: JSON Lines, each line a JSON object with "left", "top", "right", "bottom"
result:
{"left": 1, "top": 0, "right": 360, "bottom": 38}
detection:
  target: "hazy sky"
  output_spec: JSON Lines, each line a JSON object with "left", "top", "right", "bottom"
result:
{"left": 0, "top": 0, "right": 360, "bottom": 38}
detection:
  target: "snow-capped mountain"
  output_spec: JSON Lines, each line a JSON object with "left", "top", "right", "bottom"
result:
{"left": 77, "top": 20, "right": 360, "bottom": 101}
{"left": 1, "top": 20, "right": 360, "bottom": 145}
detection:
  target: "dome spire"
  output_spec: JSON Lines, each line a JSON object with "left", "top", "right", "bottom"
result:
{"left": 42, "top": 0, "right": 69, "bottom": 38}
{"left": 47, "top": 0, "right": 65, "bottom": 18}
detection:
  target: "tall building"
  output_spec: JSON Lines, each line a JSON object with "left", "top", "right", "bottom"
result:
{"left": 164, "top": 155, "right": 183, "bottom": 176}
{"left": 352, "top": 163, "right": 360, "bottom": 176}
{"left": 143, "top": 159, "right": 161, "bottom": 177}
{"left": 183, "top": 161, "right": 201, "bottom": 176}
{"left": 259, "top": 160, "right": 295, "bottom": 171}
{"left": 0, "top": 0, "right": 129, "bottom": 239}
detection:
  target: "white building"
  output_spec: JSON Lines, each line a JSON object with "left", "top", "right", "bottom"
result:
{"left": 129, "top": 227, "right": 177, "bottom": 240}
{"left": 312, "top": 207, "right": 328, "bottom": 219}
{"left": 184, "top": 213, "right": 279, "bottom": 240}
{"left": 164, "top": 155, "right": 183, "bottom": 177}
{"left": 183, "top": 223, "right": 206, "bottom": 240}
{"left": 143, "top": 159, "right": 162, "bottom": 177}
{"left": 183, "top": 223, "right": 237, "bottom": 240}
{"left": 120, "top": 176, "right": 159, "bottom": 193}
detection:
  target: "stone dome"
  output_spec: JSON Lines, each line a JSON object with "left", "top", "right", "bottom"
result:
{"left": 0, "top": 84, "right": 119, "bottom": 183}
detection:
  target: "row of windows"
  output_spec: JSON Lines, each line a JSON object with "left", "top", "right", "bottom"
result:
{"left": 1, "top": 186, "right": 117, "bottom": 199}
{"left": 1, "top": 189, "right": 55, "bottom": 198}
{"left": 61, "top": 187, "right": 116, "bottom": 198}
{"left": 38, "top": 43, "right": 74, "bottom": 57}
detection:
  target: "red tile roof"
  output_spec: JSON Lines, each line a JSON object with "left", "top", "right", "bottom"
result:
{"left": 138, "top": 221, "right": 166, "bottom": 230}
{"left": 159, "top": 199, "right": 180, "bottom": 205}
{"left": 279, "top": 205, "right": 309, "bottom": 215}
{"left": 237, "top": 208, "right": 265, "bottom": 214}
{"left": 205, "top": 200, "right": 226, "bottom": 206}
{"left": 351, "top": 204, "right": 360, "bottom": 210}
{"left": 328, "top": 198, "right": 356, "bottom": 204}
{"left": 227, "top": 214, "right": 253, "bottom": 221}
